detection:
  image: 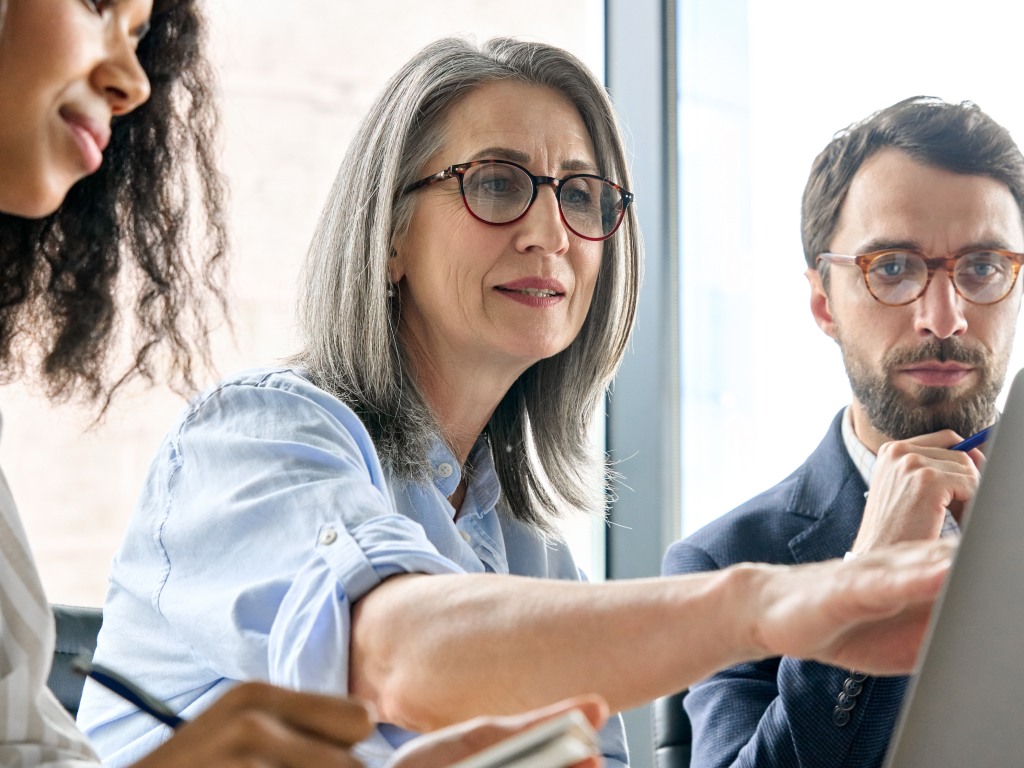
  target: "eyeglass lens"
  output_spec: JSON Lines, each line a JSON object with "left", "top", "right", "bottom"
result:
{"left": 461, "top": 162, "right": 625, "bottom": 239}
{"left": 867, "top": 251, "right": 1018, "bottom": 304}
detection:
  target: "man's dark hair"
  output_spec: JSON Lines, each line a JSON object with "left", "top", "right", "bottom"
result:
{"left": 0, "top": 0, "right": 228, "bottom": 411}
{"left": 801, "top": 96, "right": 1024, "bottom": 269}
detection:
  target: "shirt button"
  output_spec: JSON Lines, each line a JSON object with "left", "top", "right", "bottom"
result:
{"left": 460, "top": 530, "right": 471, "bottom": 543}
{"left": 437, "top": 462, "right": 454, "bottom": 478}
{"left": 319, "top": 528, "right": 338, "bottom": 545}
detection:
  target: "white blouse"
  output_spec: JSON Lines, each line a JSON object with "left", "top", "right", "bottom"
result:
{"left": 0, "top": 411, "right": 97, "bottom": 766}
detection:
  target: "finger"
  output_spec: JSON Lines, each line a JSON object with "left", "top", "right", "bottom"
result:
{"left": 571, "top": 694, "right": 609, "bottom": 732}
{"left": 135, "top": 708, "right": 369, "bottom": 768}
{"left": 221, "top": 710, "right": 368, "bottom": 768}
{"left": 219, "top": 683, "right": 375, "bottom": 745}
{"left": 500, "top": 694, "right": 609, "bottom": 733}
{"left": 386, "top": 697, "right": 607, "bottom": 768}
{"left": 876, "top": 443, "right": 981, "bottom": 473}
{"left": 884, "top": 429, "right": 966, "bottom": 449}
{"left": 965, "top": 446, "right": 987, "bottom": 469}
{"left": 846, "top": 541, "right": 954, "bottom": 610}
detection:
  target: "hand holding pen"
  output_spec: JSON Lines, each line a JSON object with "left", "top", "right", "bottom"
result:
{"left": 74, "top": 654, "right": 607, "bottom": 768}
{"left": 73, "top": 658, "right": 376, "bottom": 768}
{"left": 951, "top": 425, "right": 994, "bottom": 452}
{"left": 851, "top": 426, "right": 991, "bottom": 556}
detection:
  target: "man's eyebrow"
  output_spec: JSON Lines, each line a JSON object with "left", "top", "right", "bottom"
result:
{"left": 467, "top": 147, "right": 600, "bottom": 174}
{"left": 855, "top": 238, "right": 922, "bottom": 254}
{"left": 959, "top": 239, "right": 1020, "bottom": 253}
{"left": 854, "top": 238, "right": 1018, "bottom": 255}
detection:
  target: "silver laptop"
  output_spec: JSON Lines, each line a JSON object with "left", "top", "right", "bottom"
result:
{"left": 884, "top": 366, "right": 1024, "bottom": 767}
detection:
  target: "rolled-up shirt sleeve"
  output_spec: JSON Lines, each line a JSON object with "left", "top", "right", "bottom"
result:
{"left": 142, "top": 370, "right": 462, "bottom": 693}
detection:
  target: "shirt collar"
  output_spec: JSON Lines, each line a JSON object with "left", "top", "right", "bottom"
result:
{"left": 425, "top": 435, "right": 501, "bottom": 518}
{"left": 841, "top": 405, "right": 875, "bottom": 487}
{"left": 426, "top": 438, "right": 462, "bottom": 497}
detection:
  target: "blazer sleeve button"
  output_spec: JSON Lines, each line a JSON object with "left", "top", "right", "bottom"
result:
{"left": 836, "top": 692, "right": 856, "bottom": 711}
{"left": 833, "top": 706, "right": 851, "bottom": 727}
{"left": 843, "top": 677, "right": 863, "bottom": 697}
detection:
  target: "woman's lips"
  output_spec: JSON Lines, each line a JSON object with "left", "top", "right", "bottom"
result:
{"left": 494, "top": 278, "right": 566, "bottom": 307}
{"left": 60, "top": 109, "right": 110, "bottom": 174}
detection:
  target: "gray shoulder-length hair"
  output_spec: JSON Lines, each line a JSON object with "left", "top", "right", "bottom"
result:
{"left": 294, "top": 37, "right": 641, "bottom": 531}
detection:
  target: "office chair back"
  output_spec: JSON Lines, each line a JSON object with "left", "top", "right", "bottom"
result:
{"left": 654, "top": 690, "right": 692, "bottom": 768}
{"left": 47, "top": 604, "right": 102, "bottom": 717}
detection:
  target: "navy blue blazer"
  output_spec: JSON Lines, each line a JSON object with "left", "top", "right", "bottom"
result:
{"left": 662, "top": 411, "right": 909, "bottom": 768}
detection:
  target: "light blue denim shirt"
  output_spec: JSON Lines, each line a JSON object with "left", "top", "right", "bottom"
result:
{"left": 77, "top": 367, "right": 627, "bottom": 767}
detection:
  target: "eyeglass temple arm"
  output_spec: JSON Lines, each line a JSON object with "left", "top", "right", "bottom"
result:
{"left": 403, "top": 168, "right": 456, "bottom": 194}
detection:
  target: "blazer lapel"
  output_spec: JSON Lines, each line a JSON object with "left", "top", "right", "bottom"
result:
{"left": 787, "top": 411, "right": 870, "bottom": 565}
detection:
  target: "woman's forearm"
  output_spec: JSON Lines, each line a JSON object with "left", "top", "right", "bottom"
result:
{"left": 351, "top": 570, "right": 755, "bottom": 730}
{"left": 351, "top": 541, "right": 951, "bottom": 732}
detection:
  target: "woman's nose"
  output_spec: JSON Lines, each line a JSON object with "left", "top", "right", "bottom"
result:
{"left": 513, "top": 185, "right": 570, "bottom": 255}
{"left": 92, "top": 30, "right": 152, "bottom": 116}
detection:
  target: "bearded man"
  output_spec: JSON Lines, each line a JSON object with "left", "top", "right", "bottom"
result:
{"left": 662, "top": 96, "right": 1024, "bottom": 768}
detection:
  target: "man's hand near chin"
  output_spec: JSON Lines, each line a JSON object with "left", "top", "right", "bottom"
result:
{"left": 851, "top": 430, "right": 983, "bottom": 555}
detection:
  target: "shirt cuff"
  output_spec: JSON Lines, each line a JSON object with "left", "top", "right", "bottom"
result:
{"left": 317, "top": 514, "right": 466, "bottom": 599}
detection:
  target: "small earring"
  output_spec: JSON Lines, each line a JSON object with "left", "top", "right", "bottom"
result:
{"left": 387, "top": 284, "right": 395, "bottom": 298}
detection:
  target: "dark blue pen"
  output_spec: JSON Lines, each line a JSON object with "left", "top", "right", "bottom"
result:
{"left": 73, "top": 654, "right": 185, "bottom": 730}
{"left": 951, "top": 425, "right": 994, "bottom": 452}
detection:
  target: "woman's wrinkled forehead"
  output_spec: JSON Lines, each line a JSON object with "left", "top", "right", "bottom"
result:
{"left": 434, "top": 80, "right": 597, "bottom": 171}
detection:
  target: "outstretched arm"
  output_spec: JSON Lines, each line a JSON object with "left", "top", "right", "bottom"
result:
{"left": 351, "top": 540, "right": 951, "bottom": 731}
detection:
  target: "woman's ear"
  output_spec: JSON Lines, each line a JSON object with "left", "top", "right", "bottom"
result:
{"left": 388, "top": 243, "right": 407, "bottom": 285}
{"left": 806, "top": 267, "right": 838, "bottom": 341}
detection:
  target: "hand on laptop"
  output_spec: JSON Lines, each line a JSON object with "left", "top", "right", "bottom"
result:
{"left": 749, "top": 539, "right": 955, "bottom": 675}
{"left": 852, "top": 430, "right": 983, "bottom": 554}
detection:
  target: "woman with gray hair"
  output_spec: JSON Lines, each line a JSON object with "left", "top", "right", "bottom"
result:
{"left": 82, "top": 36, "right": 951, "bottom": 768}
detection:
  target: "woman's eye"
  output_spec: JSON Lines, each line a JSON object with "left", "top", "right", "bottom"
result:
{"left": 482, "top": 179, "right": 511, "bottom": 194}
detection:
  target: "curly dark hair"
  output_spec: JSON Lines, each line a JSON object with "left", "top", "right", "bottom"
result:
{"left": 0, "top": 0, "right": 228, "bottom": 412}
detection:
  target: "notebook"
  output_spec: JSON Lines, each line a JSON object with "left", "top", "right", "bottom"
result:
{"left": 884, "top": 365, "right": 1024, "bottom": 767}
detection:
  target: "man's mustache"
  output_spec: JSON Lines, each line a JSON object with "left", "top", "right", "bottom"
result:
{"left": 885, "top": 338, "right": 988, "bottom": 369}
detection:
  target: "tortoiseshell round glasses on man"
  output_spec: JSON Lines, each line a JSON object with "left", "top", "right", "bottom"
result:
{"left": 404, "top": 159, "right": 634, "bottom": 241}
{"left": 816, "top": 248, "right": 1024, "bottom": 306}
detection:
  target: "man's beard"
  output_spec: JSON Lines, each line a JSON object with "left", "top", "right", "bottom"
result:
{"left": 838, "top": 334, "right": 1007, "bottom": 440}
